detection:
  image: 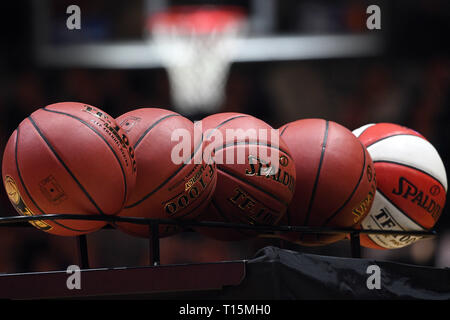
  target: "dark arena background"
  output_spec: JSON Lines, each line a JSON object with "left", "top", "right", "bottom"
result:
{"left": 0, "top": 0, "right": 449, "bottom": 304}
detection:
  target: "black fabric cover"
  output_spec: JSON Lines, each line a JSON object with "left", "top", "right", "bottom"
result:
{"left": 217, "top": 246, "right": 450, "bottom": 300}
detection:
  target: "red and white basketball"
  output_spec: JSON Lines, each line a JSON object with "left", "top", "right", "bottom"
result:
{"left": 353, "top": 123, "right": 447, "bottom": 249}
{"left": 114, "top": 108, "right": 217, "bottom": 238}
{"left": 195, "top": 112, "right": 296, "bottom": 241}
{"left": 2, "top": 102, "right": 137, "bottom": 236}
{"left": 279, "top": 119, "right": 377, "bottom": 246}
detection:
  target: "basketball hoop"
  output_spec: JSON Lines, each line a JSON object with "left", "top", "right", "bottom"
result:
{"left": 147, "top": 6, "right": 247, "bottom": 115}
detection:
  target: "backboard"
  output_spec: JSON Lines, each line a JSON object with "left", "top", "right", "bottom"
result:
{"left": 33, "top": 0, "right": 384, "bottom": 69}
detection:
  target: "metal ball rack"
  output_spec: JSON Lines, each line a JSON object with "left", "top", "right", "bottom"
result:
{"left": 0, "top": 214, "right": 436, "bottom": 267}
{"left": 0, "top": 214, "right": 438, "bottom": 299}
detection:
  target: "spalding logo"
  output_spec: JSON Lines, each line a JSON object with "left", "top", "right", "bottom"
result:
{"left": 392, "top": 176, "right": 442, "bottom": 222}
{"left": 429, "top": 185, "right": 440, "bottom": 196}
{"left": 246, "top": 155, "right": 295, "bottom": 193}
{"left": 351, "top": 164, "right": 376, "bottom": 223}
{"left": 279, "top": 155, "right": 289, "bottom": 167}
{"left": 119, "top": 116, "right": 140, "bottom": 133}
{"left": 352, "top": 184, "right": 376, "bottom": 223}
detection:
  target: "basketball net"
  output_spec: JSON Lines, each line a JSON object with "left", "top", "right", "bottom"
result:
{"left": 148, "top": 6, "right": 247, "bottom": 115}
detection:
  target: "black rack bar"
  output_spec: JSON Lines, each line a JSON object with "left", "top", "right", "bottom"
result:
{"left": 76, "top": 235, "right": 90, "bottom": 269}
{"left": 149, "top": 222, "right": 160, "bottom": 266}
{"left": 350, "top": 232, "right": 361, "bottom": 258}
{"left": 0, "top": 214, "right": 437, "bottom": 237}
{"left": 0, "top": 213, "right": 438, "bottom": 263}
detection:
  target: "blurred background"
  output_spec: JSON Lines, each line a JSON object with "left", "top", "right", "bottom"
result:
{"left": 0, "top": 0, "right": 449, "bottom": 273}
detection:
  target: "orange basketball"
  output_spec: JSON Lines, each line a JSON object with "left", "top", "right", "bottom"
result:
{"left": 195, "top": 113, "right": 296, "bottom": 241}
{"left": 113, "top": 108, "right": 217, "bottom": 238}
{"left": 2, "top": 102, "right": 137, "bottom": 236}
{"left": 278, "top": 119, "right": 376, "bottom": 246}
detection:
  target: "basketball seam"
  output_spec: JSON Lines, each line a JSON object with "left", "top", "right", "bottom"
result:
{"left": 133, "top": 113, "right": 181, "bottom": 149}
{"left": 214, "top": 141, "right": 292, "bottom": 159}
{"left": 205, "top": 115, "right": 249, "bottom": 140}
{"left": 303, "top": 120, "right": 329, "bottom": 226}
{"left": 375, "top": 188, "right": 428, "bottom": 230}
{"left": 125, "top": 141, "right": 205, "bottom": 209}
{"left": 365, "top": 133, "right": 423, "bottom": 149}
{"left": 113, "top": 175, "right": 215, "bottom": 227}
{"left": 280, "top": 125, "right": 289, "bottom": 137}
{"left": 354, "top": 124, "right": 374, "bottom": 138}
{"left": 322, "top": 140, "right": 367, "bottom": 226}
{"left": 374, "top": 160, "right": 447, "bottom": 192}
{"left": 175, "top": 175, "right": 217, "bottom": 219}
{"left": 15, "top": 126, "right": 96, "bottom": 233}
{"left": 164, "top": 191, "right": 183, "bottom": 204}
{"left": 211, "top": 198, "right": 232, "bottom": 223}
{"left": 209, "top": 198, "right": 254, "bottom": 238}
{"left": 28, "top": 116, "right": 105, "bottom": 216}
{"left": 216, "top": 165, "right": 289, "bottom": 209}
{"left": 42, "top": 107, "right": 129, "bottom": 209}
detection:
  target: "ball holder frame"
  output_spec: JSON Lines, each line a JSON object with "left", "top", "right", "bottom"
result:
{"left": 0, "top": 213, "right": 436, "bottom": 266}
{"left": 0, "top": 214, "right": 438, "bottom": 299}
